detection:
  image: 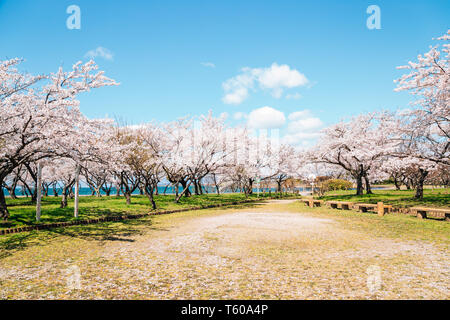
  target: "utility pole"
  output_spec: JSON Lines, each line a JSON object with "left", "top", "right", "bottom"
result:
{"left": 36, "top": 162, "right": 42, "bottom": 222}
{"left": 74, "top": 164, "right": 80, "bottom": 218}
{"left": 255, "top": 177, "right": 261, "bottom": 198}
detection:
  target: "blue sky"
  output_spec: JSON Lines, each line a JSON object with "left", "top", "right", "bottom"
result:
{"left": 1, "top": 0, "right": 449, "bottom": 146}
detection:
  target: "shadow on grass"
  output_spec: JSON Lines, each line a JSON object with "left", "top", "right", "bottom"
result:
{"left": 47, "top": 222, "right": 142, "bottom": 241}
{"left": 0, "top": 218, "right": 163, "bottom": 259}
{"left": 0, "top": 196, "right": 277, "bottom": 259}
{"left": 0, "top": 232, "right": 36, "bottom": 259}
{"left": 205, "top": 201, "right": 266, "bottom": 212}
{"left": 2, "top": 194, "right": 276, "bottom": 229}
{"left": 0, "top": 206, "right": 141, "bottom": 229}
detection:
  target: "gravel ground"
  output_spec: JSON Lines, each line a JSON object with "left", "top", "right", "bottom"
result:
{"left": 0, "top": 200, "right": 448, "bottom": 299}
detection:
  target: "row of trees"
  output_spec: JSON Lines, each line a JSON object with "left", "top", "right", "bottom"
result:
{"left": 0, "top": 57, "right": 297, "bottom": 219}
{"left": 308, "top": 30, "right": 449, "bottom": 198}
{"left": 1, "top": 110, "right": 299, "bottom": 217}
{"left": 1, "top": 31, "right": 448, "bottom": 220}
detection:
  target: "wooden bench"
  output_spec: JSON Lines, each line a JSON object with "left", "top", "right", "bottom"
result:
{"left": 410, "top": 207, "right": 450, "bottom": 221}
{"left": 353, "top": 202, "right": 392, "bottom": 216}
{"left": 326, "top": 201, "right": 353, "bottom": 210}
{"left": 301, "top": 199, "right": 323, "bottom": 208}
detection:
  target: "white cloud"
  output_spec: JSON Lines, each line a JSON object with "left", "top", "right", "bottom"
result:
{"left": 233, "top": 111, "right": 247, "bottom": 120}
{"left": 283, "top": 109, "right": 324, "bottom": 147}
{"left": 84, "top": 46, "right": 114, "bottom": 61}
{"left": 288, "top": 117, "right": 323, "bottom": 133}
{"left": 271, "top": 87, "right": 284, "bottom": 99}
{"left": 288, "top": 110, "right": 312, "bottom": 121}
{"left": 247, "top": 106, "right": 286, "bottom": 129}
{"left": 286, "top": 93, "right": 302, "bottom": 100}
{"left": 282, "top": 132, "right": 321, "bottom": 145}
{"left": 223, "top": 87, "right": 249, "bottom": 105}
{"left": 201, "top": 62, "right": 215, "bottom": 68}
{"left": 222, "top": 63, "right": 309, "bottom": 105}
{"left": 257, "top": 63, "right": 308, "bottom": 90}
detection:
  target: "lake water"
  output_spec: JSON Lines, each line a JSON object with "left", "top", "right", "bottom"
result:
{"left": 3, "top": 186, "right": 387, "bottom": 197}
{"left": 4, "top": 186, "right": 305, "bottom": 196}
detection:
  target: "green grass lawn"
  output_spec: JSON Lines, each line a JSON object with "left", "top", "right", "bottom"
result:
{"left": 319, "top": 187, "right": 450, "bottom": 208}
{"left": 0, "top": 200, "right": 448, "bottom": 299}
{"left": 292, "top": 201, "right": 450, "bottom": 246}
{"left": 1, "top": 192, "right": 295, "bottom": 230}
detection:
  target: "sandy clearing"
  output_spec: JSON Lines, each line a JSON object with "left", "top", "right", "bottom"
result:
{"left": 0, "top": 200, "right": 448, "bottom": 299}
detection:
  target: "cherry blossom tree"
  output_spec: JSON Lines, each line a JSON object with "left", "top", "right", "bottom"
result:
{"left": 394, "top": 30, "right": 449, "bottom": 166}
{"left": 271, "top": 144, "right": 297, "bottom": 193}
{"left": 0, "top": 58, "right": 118, "bottom": 219}
{"left": 161, "top": 118, "right": 193, "bottom": 201}
{"left": 308, "top": 113, "right": 394, "bottom": 195}
{"left": 161, "top": 113, "right": 233, "bottom": 202}
{"left": 2, "top": 166, "right": 22, "bottom": 199}
{"left": 389, "top": 30, "right": 449, "bottom": 198}
{"left": 107, "top": 126, "right": 141, "bottom": 205}
{"left": 186, "top": 113, "right": 231, "bottom": 196}
{"left": 42, "top": 158, "right": 78, "bottom": 208}
{"left": 129, "top": 124, "right": 164, "bottom": 209}
{"left": 225, "top": 128, "right": 281, "bottom": 196}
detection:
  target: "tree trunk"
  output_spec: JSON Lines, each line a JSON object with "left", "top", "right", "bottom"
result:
{"left": 5, "top": 175, "right": 19, "bottom": 199}
{"left": 53, "top": 184, "right": 59, "bottom": 197}
{"left": 10, "top": 191, "right": 17, "bottom": 200}
{"left": 193, "top": 180, "right": 200, "bottom": 195}
{"left": 212, "top": 174, "right": 220, "bottom": 195}
{"left": 405, "top": 181, "right": 411, "bottom": 190}
{"left": 415, "top": 182, "right": 424, "bottom": 199}
{"left": 414, "top": 169, "right": 428, "bottom": 200}
{"left": 145, "top": 188, "right": 157, "bottom": 210}
{"left": 355, "top": 174, "right": 364, "bottom": 196}
{"left": 0, "top": 178, "right": 10, "bottom": 220}
{"left": 248, "top": 178, "right": 254, "bottom": 195}
{"left": 125, "top": 192, "right": 131, "bottom": 205}
{"left": 393, "top": 177, "right": 401, "bottom": 190}
{"left": 22, "top": 180, "right": 37, "bottom": 203}
{"left": 243, "top": 179, "right": 254, "bottom": 198}
{"left": 61, "top": 187, "right": 68, "bottom": 208}
{"left": 198, "top": 180, "right": 204, "bottom": 195}
{"left": 180, "top": 179, "right": 191, "bottom": 197}
{"left": 364, "top": 175, "right": 373, "bottom": 194}
{"left": 5, "top": 185, "right": 17, "bottom": 200}
{"left": 175, "top": 181, "right": 192, "bottom": 203}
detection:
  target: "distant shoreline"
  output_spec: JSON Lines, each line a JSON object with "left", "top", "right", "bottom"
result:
{"left": 2, "top": 185, "right": 413, "bottom": 199}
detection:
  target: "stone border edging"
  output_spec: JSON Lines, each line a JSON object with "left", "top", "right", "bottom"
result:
{"left": 0, "top": 196, "right": 299, "bottom": 236}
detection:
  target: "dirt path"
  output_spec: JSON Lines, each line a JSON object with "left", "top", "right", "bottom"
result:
{"left": 0, "top": 200, "right": 448, "bottom": 299}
